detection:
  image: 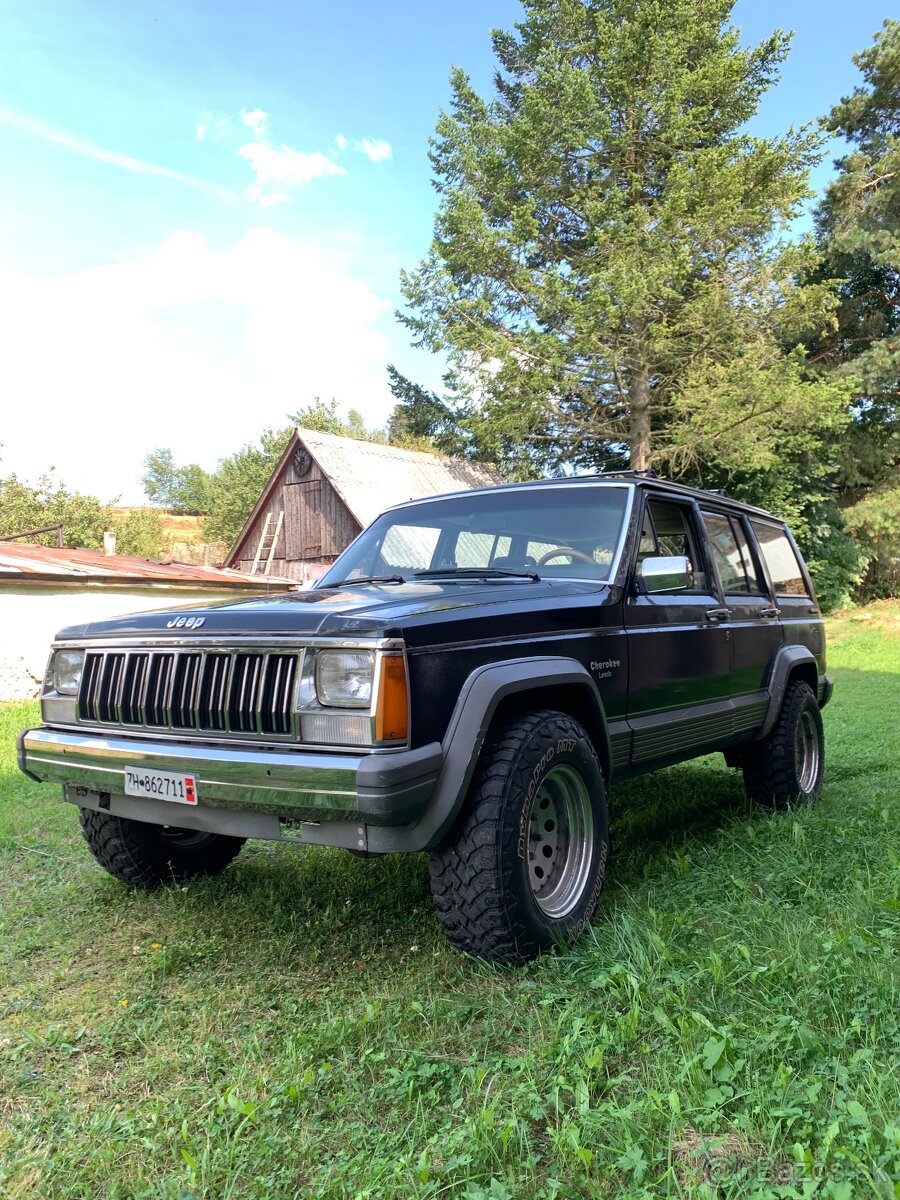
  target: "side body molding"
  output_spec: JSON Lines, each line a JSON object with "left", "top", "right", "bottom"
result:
{"left": 370, "top": 656, "right": 610, "bottom": 854}
{"left": 757, "top": 644, "right": 819, "bottom": 739}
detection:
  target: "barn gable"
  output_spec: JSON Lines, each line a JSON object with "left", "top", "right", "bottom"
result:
{"left": 227, "top": 434, "right": 362, "bottom": 581}
{"left": 227, "top": 428, "right": 501, "bottom": 582}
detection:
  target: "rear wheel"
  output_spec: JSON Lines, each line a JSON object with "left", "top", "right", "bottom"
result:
{"left": 429, "top": 710, "right": 609, "bottom": 962}
{"left": 79, "top": 809, "right": 245, "bottom": 888}
{"left": 742, "top": 680, "right": 824, "bottom": 810}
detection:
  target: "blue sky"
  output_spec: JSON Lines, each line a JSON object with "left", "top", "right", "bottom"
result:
{"left": 0, "top": 0, "right": 890, "bottom": 503}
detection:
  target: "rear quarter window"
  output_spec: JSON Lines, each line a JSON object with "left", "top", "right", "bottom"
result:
{"left": 750, "top": 521, "right": 809, "bottom": 596}
{"left": 701, "top": 512, "right": 766, "bottom": 594}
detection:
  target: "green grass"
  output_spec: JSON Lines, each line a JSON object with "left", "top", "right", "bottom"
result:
{"left": 1, "top": 607, "right": 898, "bottom": 1199}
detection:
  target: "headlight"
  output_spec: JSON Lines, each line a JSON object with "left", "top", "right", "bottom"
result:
{"left": 52, "top": 649, "right": 85, "bottom": 695}
{"left": 316, "top": 650, "right": 374, "bottom": 708}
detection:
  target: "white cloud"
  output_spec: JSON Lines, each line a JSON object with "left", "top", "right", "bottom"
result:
{"left": 240, "top": 108, "right": 269, "bottom": 138}
{"left": 334, "top": 132, "right": 393, "bottom": 163}
{"left": 0, "top": 229, "right": 395, "bottom": 503}
{"left": 246, "top": 186, "right": 292, "bottom": 208}
{"left": 238, "top": 141, "right": 345, "bottom": 201}
{"left": 0, "top": 106, "right": 231, "bottom": 200}
{"left": 236, "top": 111, "right": 345, "bottom": 205}
{"left": 359, "top": 138, "right": 392, "bottom": 163}
{"left": 196, "top": 112, "right": 230, "bottom": 143}
{"left": 230, "top": 113, "right": 391, "bottom": 204}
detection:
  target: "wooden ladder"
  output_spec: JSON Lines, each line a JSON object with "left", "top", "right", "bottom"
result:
{"left": 250, "top": 511, "right": 283, "bottom": 574}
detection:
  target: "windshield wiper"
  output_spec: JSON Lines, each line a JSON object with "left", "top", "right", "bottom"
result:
{"left": 318, "top": 575, "right": 406, "bottom": 589}
{"left": 413, "top": 566, "right": 541, "bottom": 582}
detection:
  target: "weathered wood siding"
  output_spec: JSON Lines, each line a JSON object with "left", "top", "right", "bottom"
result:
{"left": 234, "top": 478, "right": 286, "bottom": 575}
{"left": 233, "top": 446, "right": 361, "bottom": 576}
{"left": 284, "top": 476, "right": 361, "bottom": 560}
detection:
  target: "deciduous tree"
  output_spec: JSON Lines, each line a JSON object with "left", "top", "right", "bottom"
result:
{"left": 114, "top": 508, "right": 167, "bottom": 559}
{"left": 0, "top": 470, "right": 109, "bottom": 550}
{"left": 287, "top": 398, "right": 387, "bottom": 444}
{"left": 142, "top": 448, "right": 213, "bottom": 514}
{"left": 202, "top": 428, "right": 292, "bottom": 547}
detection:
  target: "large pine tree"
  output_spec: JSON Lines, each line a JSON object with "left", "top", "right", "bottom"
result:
{"left": 813, "top": 18, "right": 899, "bottom": 497}
{"left": 812, "top": 19, "right": 900, "bottom": 597}
{"left": 400, "top": 0, "right": 843, "bottom": 475}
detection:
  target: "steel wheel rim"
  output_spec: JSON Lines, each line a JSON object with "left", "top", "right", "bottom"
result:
{"left": 527, "top": 764, "right": 594, "bottom": 919}
{"left": 795, "top": 710, "right": 820, "bottom": 793}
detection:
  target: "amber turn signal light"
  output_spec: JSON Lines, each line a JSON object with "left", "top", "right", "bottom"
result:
{"left": 375, "top": 655, "right": 409, "bottom": 742}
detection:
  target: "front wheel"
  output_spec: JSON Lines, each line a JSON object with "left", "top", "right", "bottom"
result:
{"left": 79, "top": 809, "right": 245, "bottom": 889}
{"left": 742, "top": 680, "right": 824, "bottom": 810}
{"left": 429, "top": 710, "right": 609, "bottom": 962}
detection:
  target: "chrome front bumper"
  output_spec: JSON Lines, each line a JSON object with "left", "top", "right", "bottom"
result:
{"left": 18, "top": 727, "right": 443, "bottom": 828}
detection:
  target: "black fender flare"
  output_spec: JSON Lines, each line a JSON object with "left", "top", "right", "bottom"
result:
{"left": 758, "top": 645, "right": 819, "bottom": 739}
{"left": 371, "top": 656, "right": 610, "bottom": 853}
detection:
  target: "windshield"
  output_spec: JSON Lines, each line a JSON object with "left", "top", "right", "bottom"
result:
{"left": 317, "top": 485, "right": 630, "bottom": 586}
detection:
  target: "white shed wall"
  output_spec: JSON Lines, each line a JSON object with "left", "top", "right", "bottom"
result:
{"left": 0, "top": 586, "right": 253, "bottom": 700}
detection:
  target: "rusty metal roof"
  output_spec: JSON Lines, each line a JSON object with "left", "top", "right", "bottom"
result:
{"left": 0, "top": 542, "right": 293, "bottom": 588}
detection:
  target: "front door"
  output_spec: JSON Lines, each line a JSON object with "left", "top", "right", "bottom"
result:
{"left": 624, "top": 495, "right": 732, "bottom": 765}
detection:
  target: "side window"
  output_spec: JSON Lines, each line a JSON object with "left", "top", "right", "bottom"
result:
{"left": 750, "top": 521, "right": 809, "bottom": 596}
{"left": 702, "top": 513, "right": 748, "bottom": 591}
{"left": 701, "top": 512, "right": 765, "bottom": 594}
{"left": 641, "top": 499, "right": 707, "bottom": 592}
{"left": 731, "top": 519, "right": 766, "bottom": 594}
{"left": 637, "top": 509, "right": 657, "bottom": 560}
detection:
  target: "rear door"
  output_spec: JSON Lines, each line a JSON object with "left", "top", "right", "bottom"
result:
{"left": 748, "top": 518, "right": 826, "bottom": 670}
{"left": 700, "top": 510, "right": 783, "bottom": 738}
{"left": 624, "top": 494, "right": 733, "bottom": 765}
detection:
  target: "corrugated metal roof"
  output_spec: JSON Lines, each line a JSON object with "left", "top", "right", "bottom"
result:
{"left": 297, "top": 429, "right": 501, "bottom": 528}
{"left": 227, "top": 428, "right": 504, "bottom": 567}
{"left": 0, "top": 543, "right": 291, "bottom": 587}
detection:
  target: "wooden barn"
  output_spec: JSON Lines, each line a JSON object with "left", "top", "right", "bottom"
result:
{"left": 226, "top": 427, "right": 501, "bottom": 583}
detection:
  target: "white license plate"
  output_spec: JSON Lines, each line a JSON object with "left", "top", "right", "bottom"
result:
{"left": 124, "top": 767, "right": 198, "bottom": 805}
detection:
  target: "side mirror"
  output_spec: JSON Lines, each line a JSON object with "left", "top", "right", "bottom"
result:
{"left": 638, "top": 555, "right": 693, "bottom": 594}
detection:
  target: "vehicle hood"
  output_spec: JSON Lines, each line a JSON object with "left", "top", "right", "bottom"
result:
{"left": 55, "top": 578, "right": 618, "bottom": 647}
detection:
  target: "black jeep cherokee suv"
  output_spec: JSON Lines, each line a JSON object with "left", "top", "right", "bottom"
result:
{"left": 19, "top": 475, "right": 832, "bottom": 962}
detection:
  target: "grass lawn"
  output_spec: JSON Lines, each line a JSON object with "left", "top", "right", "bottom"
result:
{"left": 1, "top": 606, "right": 898, "bottom": 1199}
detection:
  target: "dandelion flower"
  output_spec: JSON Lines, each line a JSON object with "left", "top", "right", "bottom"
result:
{"left": 120, "top": 998, "right": 129, "bottom": 1008}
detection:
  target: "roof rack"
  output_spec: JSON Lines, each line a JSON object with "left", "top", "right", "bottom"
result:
{"left": 593, "top": 471, "right": 731, "bottom": 499}
{"left": 596, "top": 468, "right": 658, "bottom": 479}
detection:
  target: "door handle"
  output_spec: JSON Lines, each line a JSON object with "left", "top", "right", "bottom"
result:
{"left": 705, "top": 607, "right": 729, "bottom": 623}
{"left": 760, "top": 607, "right": 780, "bottom": 619}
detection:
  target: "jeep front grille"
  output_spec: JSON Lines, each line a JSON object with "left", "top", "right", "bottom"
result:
{"left": 78, "top": 649, "right": 299, "bottom": 738}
